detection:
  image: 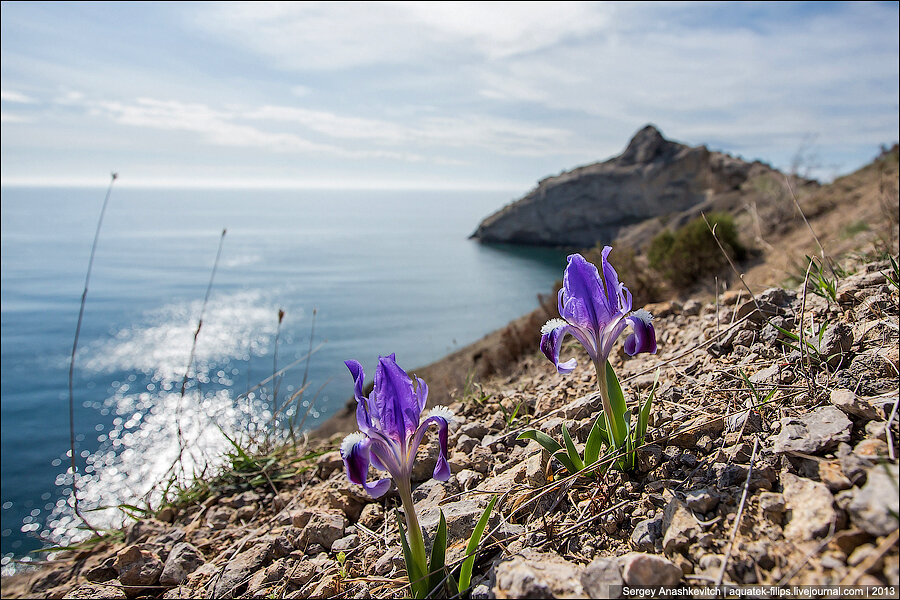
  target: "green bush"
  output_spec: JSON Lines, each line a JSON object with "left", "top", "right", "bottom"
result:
{"left": 647, "top": 213, "right": 746, "bottom": 290}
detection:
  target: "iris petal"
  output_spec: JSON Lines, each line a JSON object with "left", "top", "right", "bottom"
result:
{"left": 540, "top": 321, "right": 579, "bottom": 374}
{"left": 562, "top": 254, "right": 605, "bottom": 331}
{"left": 345, "top": 359, "right": 376, "bottom": 432}
{"left": 600, "top": 246, "right": 633, "bottom": 316}
{"left": 624, "top": 310, "right": 657, "bottom": 356}
{"left": 341, "top": 434, "right": 392, "bottom": 498}
{"left": 414, "top": 376, "right": 428, "bottom": 415}
{"left": 374, "top": 354, "right": 419, "bottom": 442}
{"left": 410, "top": 412, "right": 452, "bottom": 481}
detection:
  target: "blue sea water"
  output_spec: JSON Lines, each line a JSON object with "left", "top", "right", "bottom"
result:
{"left": 0, "top": 186, "right": 565, "bottom": 572}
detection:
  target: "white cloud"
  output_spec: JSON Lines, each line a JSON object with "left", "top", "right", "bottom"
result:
{"left": 92, "top": 97, "right": 427, "bottom": 161}
{"left": 1, "top": 112, "right": 33, "bottom": 123}
{"left": 245, "top": 104, "right": 578, "bottom": 156}
{"left": 1, "top": 90, "right": 34, "bottom": 103}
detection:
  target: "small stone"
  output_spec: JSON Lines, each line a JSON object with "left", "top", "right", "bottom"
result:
{"left": 829, "top": 528, "right": 872, "bottom": 555}
{"left": 818, "top": 460, "right": 853, "bottom": 492}
{"left": 373, "top": 547, "right": 401, "bottom": 576}
{"left": 246, "top": 559, "right": 287, "bottom": 596}
{"left": 159, "top": 542, "right": 205, "bottom": 586}
{"left": 698, "top": 554, "right": 723, "bottom": 571}
{"left": 782, "top": 473, "right": 838, "bottom": 541}
{"left": 358, "top": 503, "right": 383, "bottom": 529}
{"left": 222, "top": 489, "right": 259, "bottom": 508}
{"left": 315, "top": 450, "right": 344, "bottom": 478}
{"left": 580, "top": 557, "right": 623, "bottom": 599}
{"left": 205, "top": 506, "right": 231, "bottom": 530}
{"left": 848, "top": 544, "right": 884, "bottom": 572}
{"left": 114, "top": 545, "right": 164, "bottom": 595}
{"left": 847, "top": 463, "right": 900, "bottom": 536}
{"left": 64, "top": 583, "right": 128, "bottom": 599}
{"left": 620, "top": 552, "right": 683, "bottom": 587}
{"left": 684, "top": 489, "right": 719, "bottom": 514}
{"left": 810, "top": 323, "right": 853, "bottom": 368}
{"left": 299, "top": 510, "right": 347, "bottom": 550}
{"left": 155, "top": 506, "right": 177, "bottom": 523}
{"left": 331, "top": 534, "right": 359, "bottom": 553}
{"left": 455, "top": 434, "right": 479, "bottom": 453}
{"left": 212, "top": 540, "right": 278, "bottom": 598}
{"left": 758, "top": 492, "right": 785, "bottom": 521}
{"left": 461, "top": 422, "right": 489, "bottom": 439}
{"left": 853, "top": 438, "right": 890, "bottom": 458}
{"left": 683, "top": 299, "right": 702, "bottom": 316}
{"left": 524, "top": 450, "right": 547, "bottom": 487}
{"left": 468, "top": 445, "right": 494, "bottom": 474}
{"left": 456, "top": 468, "right": 484, "bottom": 491}
{"left": 84, "top": 555, "right": 118, "bottom": 583}
{"left": 637, "top": 444, "right": 663, "bottom": 472}
{"left": 662, "top": 498, "right": 700, "bottom": 554}
{"left": 773, "top": 406, "right": 852, "bottom": 454}
{"left": 630, "top": 514, "right": 664, "bottom": 552}
{"left": 493, "top": 550, "right": 584, "bottom": 598}
{"left": 830, "top": 389, "right": 884, "bottom": 421}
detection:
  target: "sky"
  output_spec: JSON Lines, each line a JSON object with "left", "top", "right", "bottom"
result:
{"left": 1, "top": 1, "right": 898, "bottom": 190}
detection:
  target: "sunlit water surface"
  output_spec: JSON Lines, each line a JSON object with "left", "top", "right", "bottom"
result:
{"left": 0, "top": 187, "right": 566, "bottom": 573}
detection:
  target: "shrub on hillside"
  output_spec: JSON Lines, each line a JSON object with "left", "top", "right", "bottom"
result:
{"left": 647, "top": 213, "right": 746, "bottom": 290}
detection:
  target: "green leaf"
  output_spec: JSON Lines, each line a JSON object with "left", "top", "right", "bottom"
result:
{"left": 549, "top": 449, "right": 578, "bottom": 475}
{"left": 396, "top": 511, "right": 427, "bottom": 598}
{"left": 519, "top": 428, "right": 579, "bottom": 475}
{"left": 517, "top": 429, "right": 563, "bottom": 456}
{"left": 458, "top": 495, "right": 497, "bottom": 594}
{"left": 561, "top": 424, "right": 585, "bottom": 472}
{"left": 636, "top": 368, "right": 659, "bottom": 447}
{"left": 427, "top": 510, "right": 448, "bottom": 598}
{"left": 604, "top": 361, "right": 629, "bottom": 448}
{"left": 583, "top": 413, "right": 604, "bottom": 466}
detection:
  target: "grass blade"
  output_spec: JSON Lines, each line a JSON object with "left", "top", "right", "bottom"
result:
{"left": 561, "top": 424, "right": 584, "bottom": 471}
{"left": 458, "top": 495, "right": 497, "bottom": 594}
{"left": 583, "top": 413, "right": 604, "bottom": 466}
{"left": 427, "top": 510, "right": 448, "bottom": 597}
{"left": 604, "top": 361, "right": 629, "bottom": 448}
{"left": 637, "top": 368, "right": 660, "bottom": 445}
{"left": 517, "top": 429, "right": 563, "bottom": 456}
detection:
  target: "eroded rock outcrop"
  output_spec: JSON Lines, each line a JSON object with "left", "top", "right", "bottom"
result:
{"left": 471, "top": 124, "right": 779, "bottom": 247}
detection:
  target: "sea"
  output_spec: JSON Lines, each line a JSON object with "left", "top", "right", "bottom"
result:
{"left": 0, "top": 186, "right": 567, "bottom": 574}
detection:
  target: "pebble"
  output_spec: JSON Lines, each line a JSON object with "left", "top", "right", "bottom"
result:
{"left": 620, "top": 552, "right": 683, "bottom": 587}
{"left": 773, "top": 406, "right": 852, "bottom": 454}
{"left": 847, "top": 463, "right": 900, "bottom": 536}
{"left": 782, "top": 473, "right": 837, "bottom": 541}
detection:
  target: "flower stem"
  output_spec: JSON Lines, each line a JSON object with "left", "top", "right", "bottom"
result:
{"left": 594, "top": 359, "right": 619, "bottom": 449}
{"left": 397, "top": 480, "right": 428, "bottom": 593}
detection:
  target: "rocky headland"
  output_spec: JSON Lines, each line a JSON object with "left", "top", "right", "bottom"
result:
{"left": 470, "top": 124, "right": 817, "bottom": 250}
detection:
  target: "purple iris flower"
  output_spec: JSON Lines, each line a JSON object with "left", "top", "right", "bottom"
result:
{"left": 540, "top": 249, "right": 657, "bottom": 376}
{"left": 340, "top": 353, "right": 453, "bottom": 499}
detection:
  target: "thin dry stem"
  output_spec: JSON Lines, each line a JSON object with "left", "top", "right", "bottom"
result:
{"left": 67, "top": 172, "right": 117, "bottom": 538}
{"left": 715, "top": 436, "right": 759, "bottom": 587}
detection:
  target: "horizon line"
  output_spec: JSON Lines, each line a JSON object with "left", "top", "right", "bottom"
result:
{"left": 0, "top": 176, "right": 529, "bottom": 193}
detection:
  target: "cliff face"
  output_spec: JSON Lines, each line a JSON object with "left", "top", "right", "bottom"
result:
{"left": 470, "top": 125, "right": 774, "bottom": 247}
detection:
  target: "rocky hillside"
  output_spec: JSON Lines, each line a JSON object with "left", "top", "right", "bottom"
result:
{"left": 470, "top": 125, "right": 815, "bottom": 249}
{"left": 3, "top": 252, "right": 897, "bottom": 599}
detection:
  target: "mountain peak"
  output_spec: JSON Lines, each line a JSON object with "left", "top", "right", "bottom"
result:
{"left": 618, "top": 124, "right": 674, "bottom": 165}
